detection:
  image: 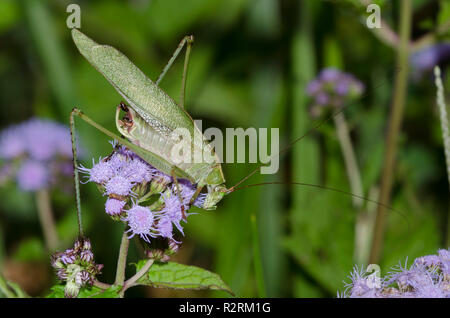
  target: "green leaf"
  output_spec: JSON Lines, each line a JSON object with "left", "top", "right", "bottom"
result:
{"left": 45, "top": 285, "right": 65, "bottom": 298}
{"left": 11, "top": 237, "right": 46, "bottom": 262}
{"left": 46, "top": 285, "right": 121, "bottom": 298}
{"left": 135, "top": 260, "right": 234, "bottom": 295}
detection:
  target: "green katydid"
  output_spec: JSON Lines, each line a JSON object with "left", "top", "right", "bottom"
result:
{"left": 69, "top": 29, "right": 404, "bottom": 237}
{"left": 70, "top": 29, "right": 227, "bottom": 216}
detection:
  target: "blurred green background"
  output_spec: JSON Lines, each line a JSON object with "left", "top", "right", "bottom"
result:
{"left": 0, "top": 0, "right": 449, "bottom": 297}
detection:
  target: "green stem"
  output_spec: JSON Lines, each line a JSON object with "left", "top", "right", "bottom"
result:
{"left": 333, "top": 113, "right": 364, "bottom": 208}
{"left": 123, "top": 258, "right": 154, "bottom": 291}
{"left": 250, "top": 213, "right": 266, "bottom": 298}
{"left": 369, "top": 0, "right": 412, "bottom": 264}
{"left": 333, "top": 112, "right": 368, "bottom": 264}
{"left": 93, "top": 280, "right": 111, "bottom": 290}
{"left": 0, "top": 274, "right": 15, "bottom": 298}
{"left": 115, "top": 230, "right": 130, "bottom": 297}
{"left": 35, "top": 189, "right": 59, "bottom": 251}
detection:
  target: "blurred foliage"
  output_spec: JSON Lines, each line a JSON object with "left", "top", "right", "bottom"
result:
{"left": 0, "top": 0, "right": 449, "bottom": 297}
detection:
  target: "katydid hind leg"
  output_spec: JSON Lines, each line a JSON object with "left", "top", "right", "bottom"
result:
{"left": 155, "top": 35, "right": 194, "bottom": 109}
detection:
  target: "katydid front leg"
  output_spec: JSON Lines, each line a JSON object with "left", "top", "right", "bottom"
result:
{"left": 70, "top": 109, "right": 85, "bottom": 237}
{"left": 170, "top": 168, "right": 187, "bottom": 221}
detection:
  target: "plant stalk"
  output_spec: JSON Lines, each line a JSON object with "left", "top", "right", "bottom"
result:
{"left": 434, "top": 66, "right": 450, "bottom": 246}
{"left": 123, "top": 258, "right": 154, "bottom": 291}
{"left": 93, "top": 280, "right": 111, "bottom": 290}
{"left": 0, "top": 274, "right": 15, "bottom": 298}
{"left": 333, "top": 112, "right": 368, "bottom": 263}
{"left": 35, "top": 189, "right": 59, "bottom": 251}
{"left": 115, "top": 230, "right": 130, "bottom": 297}
{"left": 250, "top": 213, "right": 266, "bottom": 298}
{"left": 333, "top": 112, "right": 364, "bottom": 208}
{"left": 369, "top": 0, "right": 412, "bottom": 264}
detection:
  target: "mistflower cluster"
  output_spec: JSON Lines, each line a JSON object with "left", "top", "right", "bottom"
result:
{"left": 0, "top": 118, "right": 74, "bottom": 191}
{"left": 339, "top": 249, "right": 450, "bottom": 298}
{"left": 51, "top": 237, "right": 103, "bottom": 298}
{"left": 410, "top": 43, "right": 450, "bottom": 79}
{"left": 306, "top": 68, "right": 364, "bottom": 117}
{"left": 80, "top": 141, "right": 206, "bottom": 248}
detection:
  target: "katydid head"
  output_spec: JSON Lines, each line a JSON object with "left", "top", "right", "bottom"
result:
{"left": 115, "top": 101, "right": 146, "bottom": 146}
{"left": 203, "top": 184, "right": 227, "bottom": 210}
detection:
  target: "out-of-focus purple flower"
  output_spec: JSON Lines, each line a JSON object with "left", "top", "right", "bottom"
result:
{"left": 0, "top": 126, "right": 26, "bottom": 159}
{"left": 410, "top": 43, "right": 450, "bottom": 78}
{"left": 340, "top": 249, "right": 450, "bottom": 298}
{"left": 306, "top": 68, "right": 364, "bottom": 117}
{"left": 306, "top": 79, "right": 322, "bottom": 95}
{"left": 0, "top": 118, "right": 76, "bottom": 192}
{"left": 320, "top": 68, "right": 341, "bottom": 82}
{"left": 124, "top": 204, "right": 156, "bottom": 243}
{"left": 0, "top": 118, "right": 73, "bottom": 161}
{"left": 16, "top": 160, "right": 49, "bottom": 191}
{"left": 315, "top": 92, "right": 329, "bottom": 105}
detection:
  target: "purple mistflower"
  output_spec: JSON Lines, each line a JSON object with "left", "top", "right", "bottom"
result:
{"left": 157, "top": 216, "right": 174, "bottom": 239}
{"left": 124, "top": 204, "right": 156, "bottom": 242}
{"left": 105, "top": 175, "right": 134, "bottom": 196}
{"left": 414, "top": 255, "right": 442, "bottom": 268}
{"left": 410, "top": 43, "right": 450, "bottom": 78}
{"left": 120, "top": 157, "right": 154, "bottom": 183}
{"left": 319, "top": 68, "right": 340, "bottom": 82}
{"left": 0, "top": 118, "right": 73, "bottom": 161}
{"left": 344, "top": 266, "right": 381, "bottom": 298}
{"left": 16, "top": 160, "right": 49, "bottom": 191}
{"left": 51, "top": 237, "right": 103, "bottom": 298}
{"left": 387, "top": 262, "right": 434, "bottom": 292}
{"left": 306, "top": 68, "right": 364, "bottom": 116}
{"left": 161, "top": 191, "right": 186, "bottom": 235}
{"left": 173, "top": 180, "right": 206, "bottom": 208}
{"left": 306, "top": 79, "right": 322, "bottom": 95}
{"left": 0, "top": 118, "right": 76, "bottom": 192}
{"left": 105, "top": 198, "right": 126, "bottom": 215}
{"left": 315, "top": 92, "right": 329, "bottom": 105}
{"left": 80, "top": 249, "right": 94, "bottom": 263}
{"left": 0, "top": 125, "right": 26, "bottom": 159}
{"left": 340, "top": 249, "right": 450, "bottom": 298}
{"left": 79, "top": 158, "right": 114, "bottom": 184}
{"left": 60, "top": 252, "right": 77, "bottom": 265}
{"left": 438, "top": 249, "right": 450, "bottom": 275}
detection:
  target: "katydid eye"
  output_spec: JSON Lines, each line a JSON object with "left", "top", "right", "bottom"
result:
{"left": 119, "top": 101, "right": 129, "bottom": 112}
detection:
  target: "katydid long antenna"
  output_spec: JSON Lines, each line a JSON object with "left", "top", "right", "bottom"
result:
{"left": 228, "top": 181, "right": 410, "bottom": 228}
{"left": 227, "top": 68, "right": 404, "bottom": 217}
